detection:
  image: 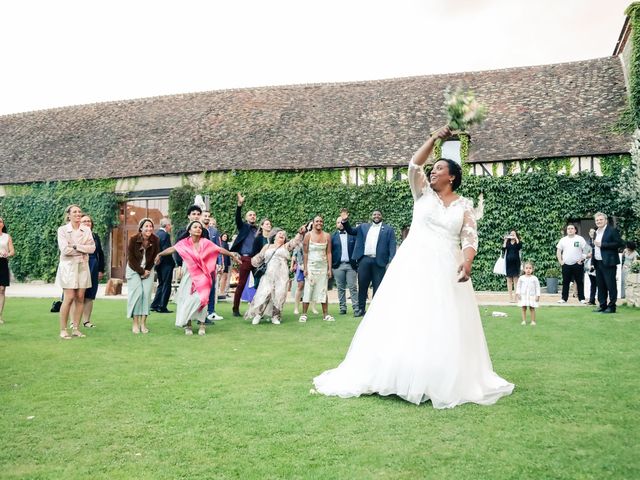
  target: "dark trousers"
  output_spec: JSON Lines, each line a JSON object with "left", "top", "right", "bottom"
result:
{"left": 588, "top": 274, "right": 597, "bottom": 303}
{"left": 561, "top": 263, "right": 585, "bottom": 301}
{"left": 207, "top": 273, "right": 217, "bottom": 314}
{"left": 233, "top": 256, "right": 253, "bottom": 312}
{"left": 151, "top": 264, "right": 173, "bottom": 310}
{"left": 357, "top": 256, "right": 386, "bottom": 313}
{"left": 594, "top": 259, "right": 617, "bottom": 311}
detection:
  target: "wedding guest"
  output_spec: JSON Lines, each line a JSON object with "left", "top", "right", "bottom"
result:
{"left": 79, "top": 215, "right": 105, "bottom": 328}
{"left": 331, "top": 214, "right": 359, "bottom": 316}
{"left": 556, "top": 223, "right": 587, "bottom": 304}
{"left": 585, "top": 228, "right": 598, "bottom": 305}
{"left": 299, "top": 216, "right": 333, "bottom": 323}
{"left": 621, "top": 241, "right": 638, "bottom": 298}
{"left": 150, "top": 218, "right": 175, "bottom": 313}
{"left": 290, "top": 243, "right": 305, "bottom": 315}
{"left": 217, "top": 232, "right": 232, "bottom": 300}
{"left": 56, "top": 205, "right": 95, "bottom": 339}
{"left": 202, "top": 210, "right": 223, "bottom": 322}
{"left": 246, "top": 226, "right": 306, "bottom": 325}
{"left": 126, "top": 218, "right": 160, "bottom": 334}
{"left": 0, "top": 217, "right": 16, "bottom": 325}
{"left": 502, "top": 230, "right": 522, "bottom": 302}
{"left": 342, "top": 210, "right": 396, "bottom": 316}
{"left": 517, "top": 261, "right": 541, "bottom": 326}
{"left": 592, "top": 212, "right": 624, "bottom": 314}
{"left": 155, "top": 221, "right": 239, "bottom": 336}
{"left": 230, "top": 192, "right": 259, "bottom": 317}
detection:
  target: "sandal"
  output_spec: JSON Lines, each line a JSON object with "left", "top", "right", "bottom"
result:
{"left": 198, "top": 326, "right": 206, "bottom": 336}
{"left": 185, "top": 327, "right": 193, "bottom": 336}
{"left": 323, "top": 315, "right": 335, "bottom": 322}
{"left": 83, "top": 321, "right": 95, "bottom": 328}
{"left": 60, "top": 330, "right": 72, "bottom": 340}
{"left": 298, "top": 314, "right": 307, "bottom": 323}
{"left": 140, "top": 326, "right": 150, "bottom": 334}
{"left": 132, "top": 325, "right": 140, "bottom": 334}
{"left": 71, "top": 329, "right": 86, "bottom": 338}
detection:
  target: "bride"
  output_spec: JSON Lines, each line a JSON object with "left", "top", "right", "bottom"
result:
{"left": 313, "top": 127, "right": 514, "bottom": 408}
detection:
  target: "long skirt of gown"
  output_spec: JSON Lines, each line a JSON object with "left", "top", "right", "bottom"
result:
{"left": 174, "top": 268, "right": 207, "bottom": 327}
{"left": 313, "top": 229, "right": 514, "bottom": 409}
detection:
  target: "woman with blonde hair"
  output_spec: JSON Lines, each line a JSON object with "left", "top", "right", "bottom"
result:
{"left": 55, "top": 205, "right": 95, "bottom": 339}
{"left": 246, "top": 226, "right": 306, "bottom": 325}
{"left": 126, "top": 218, "right": 159, "bottom": 334}
{"left": 0, "top": 217, "right": 16, "bottom": 324}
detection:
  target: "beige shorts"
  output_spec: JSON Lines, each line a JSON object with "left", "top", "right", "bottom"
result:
{"left": 56, "top": 260, "right": 92, "bottom": 290}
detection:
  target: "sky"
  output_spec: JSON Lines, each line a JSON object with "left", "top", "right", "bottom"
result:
{"left": 0, "top": 0, "right": 632, "bottom": 116}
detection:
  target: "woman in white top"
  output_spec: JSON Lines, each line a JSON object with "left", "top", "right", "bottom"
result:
{"left": 313, "top": 126, "right": 514, "bottom": 408}
{"left": 0, "top": 217, "right": 16, "bottom": 324}
{"left": 55, "top": 205, "right": 96, "bottom": 339}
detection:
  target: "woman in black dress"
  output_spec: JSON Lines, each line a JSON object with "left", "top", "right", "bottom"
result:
{"left": 0, "top": 217, "right": 15, "bottom": 324}
{"left": 80, "top": 215, "right": 105, "bottom": 328}
{"left": 502, "top": 230, "right": 522, "bottom": 302}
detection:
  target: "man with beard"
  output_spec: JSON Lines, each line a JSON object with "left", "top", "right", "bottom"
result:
{"left": 229, "top": 193, "right": 259, "bottom": 317}
{"left": 343, "top": 210, "right": 396, "bottom": 316}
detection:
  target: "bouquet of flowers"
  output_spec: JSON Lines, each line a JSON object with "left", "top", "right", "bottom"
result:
{"left": 444, "top": 88, "right": 487, "bottom": 132}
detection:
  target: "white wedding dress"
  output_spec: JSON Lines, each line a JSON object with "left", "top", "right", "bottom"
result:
{"left": 313, "top": 159, "right": 514, "bottom": 408}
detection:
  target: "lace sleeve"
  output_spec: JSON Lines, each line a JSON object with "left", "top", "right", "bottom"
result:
{"left": 461, "top": 198, "right": 478, "bottom": 252}
{"left": 408, "top": 157, "right": 428, "bottom": 201}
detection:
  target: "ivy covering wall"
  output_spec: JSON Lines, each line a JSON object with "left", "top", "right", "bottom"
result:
{"left": 0, "top": 181, "right": 119, "bottom": 282}
{"left": 170, "top": 155, "right": 637, "bottom": 291}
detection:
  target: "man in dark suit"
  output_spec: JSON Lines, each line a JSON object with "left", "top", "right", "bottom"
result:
{"left": 202, "top": 210, "right": 223, "bottom": 322}
{"left": 592, "top": 212, "right": 624, "bottom": 314}
{"left": 229, "top": 192, "right": 258, "bottom": 317}
{"left": 150, "top": 218, "right": 174, "bottom": 313}
{"left": 343, "top": 209, "right": 396, "bottom": 316}
{"left": 331, "top": 214, "right": 359, "bottom": 316}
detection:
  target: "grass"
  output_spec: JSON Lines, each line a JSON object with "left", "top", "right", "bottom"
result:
{"left": 0, "top": 298, "right": 638, "bottom": 479}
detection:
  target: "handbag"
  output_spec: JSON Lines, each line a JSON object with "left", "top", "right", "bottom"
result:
{"left": 253, "top": 246, "right": 283, "bottom": 282}
{"left": 50, "top": 300, "right": 62, "bottom": 313}
{"left": 492, "top": 254, "right": 507, "bottom": 276}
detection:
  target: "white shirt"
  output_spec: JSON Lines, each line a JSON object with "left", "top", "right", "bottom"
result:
{"left": 556, "top": 235, "right": 587, "bottom": 265}
{"left": 594, "top": 226, "right": 606, "bottom": 261}
{"left": 364, "top": 223, "right": 382, "bottom": 257}
{"left": 339, "top": 232, "right": 350, "bottom": 262}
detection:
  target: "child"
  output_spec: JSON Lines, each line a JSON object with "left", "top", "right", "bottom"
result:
{"left": 516, "top": 261, "right": 541, "bottom": 326}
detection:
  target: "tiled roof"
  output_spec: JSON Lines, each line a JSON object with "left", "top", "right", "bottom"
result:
{"left": 0, "top": 57, "right": 631, "bottom": 184}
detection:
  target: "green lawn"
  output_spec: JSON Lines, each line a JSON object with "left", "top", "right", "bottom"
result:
{"left": 0, "top": 298, "right": 638, "bottom": 479}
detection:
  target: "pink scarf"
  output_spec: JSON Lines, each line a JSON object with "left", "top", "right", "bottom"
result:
{"left": 174, "top": 237, "right": 220, "bottom": 309}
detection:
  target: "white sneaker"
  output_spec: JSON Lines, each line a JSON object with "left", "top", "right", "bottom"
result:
{"left": 323, "top": 315, "right": 335, "bottom": 322}
{"left": 207, "top": 312, "right": 223, "bottom": 321}
{"left": 579, "top": 300, "right": 588, "bottom": 304}
{"left": 252, "top": 315, "right": 261, "bottom": 325}
{"left": 272, "top": 317, "right": 281, "bottom": 325}
{"left": 557, "top": 299, "right": 566, "bottom": 304}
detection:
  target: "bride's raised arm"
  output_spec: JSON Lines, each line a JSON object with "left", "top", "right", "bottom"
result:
{"left": 409, "top": 126, "right": 453, "bottom": 201}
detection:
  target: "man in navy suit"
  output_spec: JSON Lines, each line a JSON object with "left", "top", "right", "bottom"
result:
{"left": 230, "top": 193, "right": 259, "bottom": 317}
{"left": 592, "top": 212, "right": 624, "bottom": 314}
{"left": 343, "top": 210, "right": 396, "bottom": 316}
{"left": 331, "top": 215, "right": 359, "bottom": 316}
{"left": 203, "top": 210, "right": 223, "bottom": 322}
{"left": 150, "top": 217, "right": 174, "bottom": 313}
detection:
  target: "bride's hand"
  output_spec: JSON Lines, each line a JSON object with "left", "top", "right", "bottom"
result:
{"left": 457, "top": 262, "right": 471, "bottom": 282}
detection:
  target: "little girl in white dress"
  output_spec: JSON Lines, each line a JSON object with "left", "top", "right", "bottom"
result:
{"left": 516, "top": 261, "right": 541, "bottom": 326}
